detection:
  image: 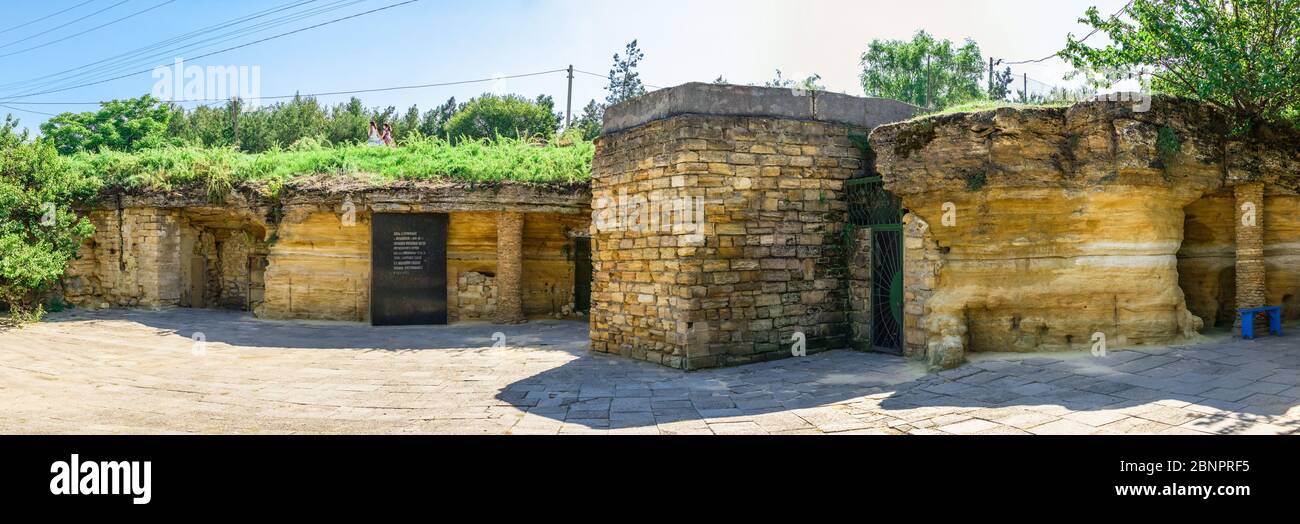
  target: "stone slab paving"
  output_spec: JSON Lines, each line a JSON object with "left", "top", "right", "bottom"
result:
{"left": 1, "top": 309, "right": 1298, "bottom": 435}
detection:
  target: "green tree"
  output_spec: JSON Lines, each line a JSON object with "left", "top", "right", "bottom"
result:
{"left": 327, "top": 97, "right": 370, "bottom": 146}
{"left": 570, "top": 100, "right": 604, "bottom": 140}
{"left": 395, "top": 105, "right": 422, "bottom": 141}
{"left": 442, "top": 94, "right": 558, "bottom": 142}
{"left": 763, "top": 69, "right": 825, "bottom": 91}
{"left": 0, "top": 116, "right": 100, "bottom": 320}
{"left": 534, "top": 94, "right": 564, "bottom": 132}
{"left": 1061, "top": 0, "right": 1300, "bottom": 130}
{"left": 860, "top": 30, "right": 985, "bottom": 109}
{"left": 606, "top": 40, "right": 647, "bottom": 105}
{"left": 39, "top": 95, "right": 173, "bottom": 154}
{"left": 420, "top": 97, "right": 460, "bottom": 139}
{"left": 268, "top": 95, "right": 328, "bottom": 149}
{"left": 988, "top": 66, "right": 1014, "bottom": 101}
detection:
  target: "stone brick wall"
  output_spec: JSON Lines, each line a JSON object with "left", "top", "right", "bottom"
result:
{"left": 454, "top": 271, "right": 498, "bottom": 320}
{"left": 902, "top": 213, "right": 945, "bottom": 365}
{"left": 63, "top": 208, "right": 181, "bottom": 309}
{"left": 1234, "top": 183, "right": 1266, "bottom": 330}
{"left": 494, "top": 212, "right": 526, "bottom": 324}
{"left": 847, "top": 228, "right": 871, "bottom": 351}
{"left": 591, "top": 113, "right": 868, "bottom": 369}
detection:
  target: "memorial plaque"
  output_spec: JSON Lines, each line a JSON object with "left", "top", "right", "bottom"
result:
{"left": 370, "top": 213, "right": 448, "bottom": 325}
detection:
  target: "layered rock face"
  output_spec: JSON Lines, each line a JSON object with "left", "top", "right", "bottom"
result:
{"left": 1182, "top": 191, "right": 1300, "bottom": 325}
{"left": 63, "top": 194, "right": 270, "bottom": 311}
{"left": 871, "top": 97, "right": 1300, "bottom": 368}
{"left": 63, "top": 181, "right": 591, "bottom": 323}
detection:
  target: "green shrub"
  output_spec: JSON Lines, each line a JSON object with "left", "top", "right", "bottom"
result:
{"left": 443, "top": 94, "right": 559, "bottom": 142}
{"left": 0, "top": 116, "right": 100, "bottom": 319}
{"left": 66, "top": 135, "right": 594, "bottom": 200}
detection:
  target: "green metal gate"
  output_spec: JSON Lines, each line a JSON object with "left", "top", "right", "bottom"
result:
{"left": 846, "top": 177, "right": 904, "bottom": 354}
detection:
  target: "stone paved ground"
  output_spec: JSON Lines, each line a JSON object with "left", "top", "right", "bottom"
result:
{"left": 1, "top": 309, "right": 1298, "bottom": 435}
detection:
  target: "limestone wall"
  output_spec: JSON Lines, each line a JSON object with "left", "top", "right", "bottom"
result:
{"left": 871, "top": 97, "right": 1300, "bottom": 369}
{"left": 63, "top": 204, "right": 265, "bottom": 311}
{"left": 1265, "top": 194, "right": 1300, "bottom": 317}
{"left": 256, "top": 205, "right": 588, "bottom": 322}
{"left": 592, "top": 114, "right": 869, "bottom": 368}
{"left": 590, "top": 83, "right": 916, "bottom": 369}
{"left": 847, "top": 228, "right": 871, "bottom": 351}
{"left": 63, "top": 208, "right": 182, "bottom": 309}
{"left": 64, "top": 182, "right": 591, "bottom": 324}
{"left": 1183, "top": 191, "right": 1300, "bottom": 324}
{"left": 522, "top": 213, "right": 588, "bottom": 318}
{"left": 1178, "top": 190, "right": 1236, "bottom": 327}
{"left": 259, "top": 203, "right": 370, "bottom": 321}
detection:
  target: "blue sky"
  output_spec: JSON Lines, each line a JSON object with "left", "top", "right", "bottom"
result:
{"left": 0, "top": 0, "right": 1129, "bottom": 134}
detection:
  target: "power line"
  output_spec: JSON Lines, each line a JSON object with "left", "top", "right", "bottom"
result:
{"left": 999, "top": 0, "right": 1134, "bottom": 66}
{"left": 0, "top": 1, "right": 319, "bottom": 92}
{"left": 0, "top": 104, "right": 58, "bottom": 117}
{"left": 0, "top": 0, "right": 424, "bottom": 102}
{"left": 0, "top": 1, "right": 358, "bottom": 96}
{"left": 0, "top": 0, "right": 98, "bottom": 36}
{"left": 574, "top": 68, "right": 662, "bottom": 90}
{"left": 0, "top": 0, "right": 176, "bottom": 59}
{"left": 3, "top": 68, "right": 570, "bottom": 105}
{"left": 0, "top": 0, "right": 130, "bottom": 51}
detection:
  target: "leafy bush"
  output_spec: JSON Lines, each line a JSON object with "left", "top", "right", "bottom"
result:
{"left": 1062, "top": 0, "right": 1300, "bottom": 131}
{"left": 443, "top": 94, "right": 559, "bottom": 142}
{"left": 0, "top": 116, "right": 100, "bottom": 320}
{"left": 39, "top": 95, "right": 173, "bottom": 155}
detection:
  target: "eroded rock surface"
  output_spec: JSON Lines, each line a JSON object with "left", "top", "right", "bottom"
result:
{"left": 871, "top": 97, "right": 1300, "bottom": 368}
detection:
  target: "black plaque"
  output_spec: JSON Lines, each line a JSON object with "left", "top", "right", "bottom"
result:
{"left": 370, "top": 213, "right": 448, "bottom": 325}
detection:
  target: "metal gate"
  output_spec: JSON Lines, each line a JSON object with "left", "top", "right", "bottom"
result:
{"left": 846, "top": 177, "right": 904, "bottom": 354}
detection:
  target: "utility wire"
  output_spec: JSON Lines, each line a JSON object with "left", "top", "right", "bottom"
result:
{"left": 4, "top": 68, "right": 570, "bottom": 105}
{"left": 0, "top": 0, "right": 423, "bottom": 102}
{"left": 0, "top": 0, "right": 98, "bottom": 36}
{"left": 0, "top": 1, "right": 356, "bottom": 95}
{"left": 0, "top": 1, "right": 379, "bottom": 97}
{"left": 1000, "top": 0, "right": 1134, "bottom": 65}
{"left": 7, "top": 1, "right": 364, "bottom": 98}
{"left": 0, "top": 0, "right": 130, "bottom": 51}
{"left": 0, "top": 0, "right": 176, "bottom": 59}
{"left": 573, "top": 68, "right": 662, "bottom": 90}
{"left": 0, "top": 1, "right": 318, "bottom": 92}
{"left": 1, "top": 104, "right": 58, "bottom": 117}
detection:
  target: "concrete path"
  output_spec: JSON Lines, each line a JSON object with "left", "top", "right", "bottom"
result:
{"left": 1, "top": 308, "right": 1297, "bottom": 434}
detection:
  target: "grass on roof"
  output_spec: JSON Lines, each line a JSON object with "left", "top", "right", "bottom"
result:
{"left": 913, "top": 99, "right": 1076, "bottom": 119}
{"left": 69, "top": 135, "right": 594, "bottom": 200}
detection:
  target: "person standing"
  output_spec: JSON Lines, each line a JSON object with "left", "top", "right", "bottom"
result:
{"left": 367, "top": 120, "right": 384, "bottom": 146}
{"left": 381, "top": 123, "right": 396, "bottom": 147}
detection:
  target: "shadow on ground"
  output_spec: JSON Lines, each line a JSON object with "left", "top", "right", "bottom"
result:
{"left": 43, "top": 308, "right": 590, "bottom": 353}
{"left": 494, "top": 326, "right": 1300, "bottom": 434}
{"left": 37, "top": 308, "right": 1300, "bottom": 434}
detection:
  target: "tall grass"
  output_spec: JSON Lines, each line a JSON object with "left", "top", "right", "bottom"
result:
{"left": 69, "top": 135, "right": 594, "bottom": 200}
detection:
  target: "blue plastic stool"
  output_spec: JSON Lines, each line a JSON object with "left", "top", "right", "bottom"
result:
{"left": 1238, "top": 306, "right": 1282, "bottom": 339}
